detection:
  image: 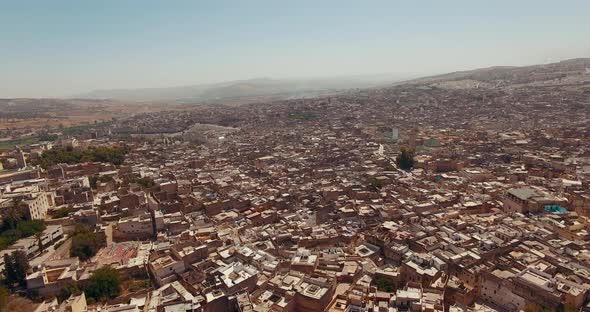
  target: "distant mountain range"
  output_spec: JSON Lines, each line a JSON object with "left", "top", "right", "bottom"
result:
{"left": 74, "top": 75, "right": 407, "bottom": 103}
{"left": 397, "top": 58, "right": 590, "bottom": 89}
{"left": 74, "top": 58, "right": 590, "bottom": 103}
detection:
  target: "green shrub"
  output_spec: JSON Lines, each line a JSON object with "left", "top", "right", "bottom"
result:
{"left": 53, "top": 207, "right": 74, "bottom": 218}
{"left": 374, "top": 276, "right": 395, "bottom": 292}
{"left": 70, "top": 226, "right": 103, "bottom": 261}
{"left": 84, "top": 267, "right": 121, "bottom": 302}
{"left": 40, "top": 146, "right": 129, "bottom": 168}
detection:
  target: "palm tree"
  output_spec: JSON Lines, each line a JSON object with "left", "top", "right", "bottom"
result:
{"left": 3, "top": 204, "right": 24, "bottom": 230}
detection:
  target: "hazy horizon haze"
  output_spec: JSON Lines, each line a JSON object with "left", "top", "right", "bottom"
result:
{"left": 1, "top": 0, "right": 590, "bottom": 98}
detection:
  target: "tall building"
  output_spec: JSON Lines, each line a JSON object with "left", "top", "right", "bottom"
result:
{"left": 19, "top": 192, "right": 50, "bottom": 220}
{"left": 16, "top": 148, "right": 27, "bottom": 168}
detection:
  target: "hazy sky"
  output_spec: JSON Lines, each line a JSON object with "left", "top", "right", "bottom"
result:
{"left": 1, "top": 0, "right": 589, "bottom": 98}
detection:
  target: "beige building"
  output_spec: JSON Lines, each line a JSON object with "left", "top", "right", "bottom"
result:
{"left": 502, "top": 187, "right": 567, "bottom": 214}
{"left": 480, "top": 270, "right": 526, "bottom": 311}
{"left": 113, "top": 213, "right": 154, "bottom": 241}
{"left": 217, "top": 262, "right": 259, "bottom": 295}
{"left": 60, "top": 293, "right": 87, "bottom": 312}
{"left": 149, "top": 252, "right": 186, "bottom": 286}
{"left": 19, "top": 192, "right": 51, "bottom": 220}
{"left": 26, "top": 258, "right": 80, "bottom": 296}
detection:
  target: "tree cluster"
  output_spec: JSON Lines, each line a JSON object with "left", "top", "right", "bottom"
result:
{"left": 58, "top": 284, "right": 81, "bottom": 302}
{"left": 58, "top": 266, "right": 121, "bottom": 304}
{"left": 70, "top": 225, "right": 103, "bottom": 261}
{"left": 83, "top": 267, "right": 121, "bottom": 302}
{"left": 53, "top": 206, "right": 74, "bottom": 219}
{"left": 37, "top": 132, "right": 58, "bottom": 142}
{"left": 40, "top": 145, "right": 128, "bottom": 169}
{"left": 374, "top": 276, "right": 395, "bottom": 292}
{"left": 0, "top": 207, "right": 45, "bottom": 251}
{"left": 134, "top": 177, "right": 155, "bottom": 189}
{"left": 396, "top": 147, "right": 415, "bottom": 171}
{"left": 3, "top": 250, "right": 29, "bottom": 288}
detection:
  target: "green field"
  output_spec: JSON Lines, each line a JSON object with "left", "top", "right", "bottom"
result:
{"left": 0, "top": 137, "right": 41, "bottom": 150}
{"left": 0, "top": 122, "right": 112, "bottom": 151}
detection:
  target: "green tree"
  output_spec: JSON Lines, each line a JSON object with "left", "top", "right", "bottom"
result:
{"left": 84, "top": 267, "right": 121, "bottom": 302}
{"left": 135, "top": 177, "right": 155, "bottom": 189}
{"left": 396, "top": 147, "right": 415, "bottom": 171}
{"left": 2, "top": 205, "right": 23, "bottom": 230}
{"left": 16, "top": 220, "right": 45, "bottom": 237}
{"left": 0, "top": 220, "right": 46, "bottom": 252}
{"left": 70, "top": 226, "right": 103, "bottom": 261}
{"left": 88, "top": 175, "right": 99, "bottom": 189}
{"left": 38, "top": 132, "right": 58, "bottom": 142}
{"left": 58, "top": 284, "right": 81, "bottom": 302}
{"left": 40, "top": 146, "right": 128, "bottom": 169}
{"left": 3, "top": 250, "right": 29, "bottom": 287}
{"left": 53, "top": 206, "right": 74, "bottom": 218}
{"left": 374, "top": 276, "right": 395, "bottom": 292}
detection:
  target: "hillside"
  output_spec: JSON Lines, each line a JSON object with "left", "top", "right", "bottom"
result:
{"left": 398, "top": 58, "right": 590, "bottom": 90}
{"left": 75, "top": 76, "right": 401, "bottom": 103}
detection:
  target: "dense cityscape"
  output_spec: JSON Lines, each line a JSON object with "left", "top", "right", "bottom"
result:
{"left": 0, "top": 58, "right": 589, "bottom": 312}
